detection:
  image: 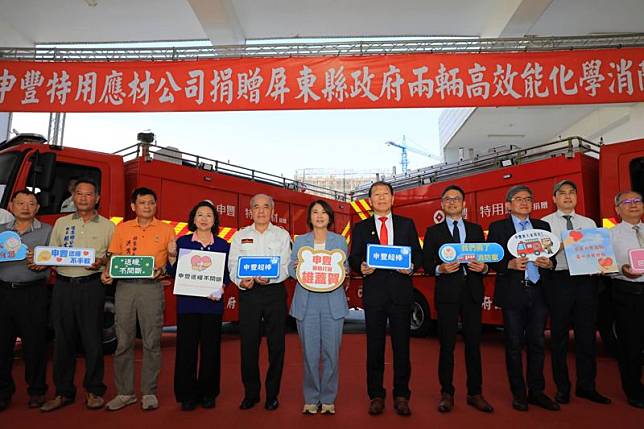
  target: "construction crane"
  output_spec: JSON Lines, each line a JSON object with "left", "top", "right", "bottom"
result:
{"left": 385, "top": 135, "right": 441, "bottom": 175}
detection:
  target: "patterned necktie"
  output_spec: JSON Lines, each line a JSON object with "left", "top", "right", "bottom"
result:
{"left": 562, "top": 215, "right": 574, "bottom": 231}
{"left": 379, "top": 217, "right": 388, "bottom": 245}
{"left": 634, "top": 224, "right": 644, "bottom": 248}
{"left": 520, "top": 220, "right": 540, "bottom": 283}
{"left": 452, "top": 220, "right": 461, "bottom": 243}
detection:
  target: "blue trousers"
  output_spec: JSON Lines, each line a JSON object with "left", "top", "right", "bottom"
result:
{"left": 296, "top": 293, "right": 344, "bottom": 405}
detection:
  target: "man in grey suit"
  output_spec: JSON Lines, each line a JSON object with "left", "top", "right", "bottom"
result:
{"left": 289, "top": 200, "right": 349, "bottom": 415}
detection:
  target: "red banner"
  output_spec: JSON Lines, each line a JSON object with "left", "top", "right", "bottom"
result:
{"left": 0, "top": 48, "right": 643, "bottom": 112}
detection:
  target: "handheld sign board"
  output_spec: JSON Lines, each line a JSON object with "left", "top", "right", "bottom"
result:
{"left": 438, "top": 242, "right": 505, "bottom": 263}
{"left": 237, "top": 256, "right": 280, "bottom": 279}
{"left": 109, "top": 256, "right": 155, "bottom": 278}
{"left": 366, "top": 244, "right": 412, "bottom": 270}
{"left": 296, "top": 246, "right": 346, "bottom": 292}
{"left": 508, "top": 229, "right": 560, "bottom": 262}
{"left": 34, "top": 246, "right": 95, "bottom": 266}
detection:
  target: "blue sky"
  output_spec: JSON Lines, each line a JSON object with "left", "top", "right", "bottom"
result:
{"left": 11, "top": 107, "right": 443, "bottom": 179}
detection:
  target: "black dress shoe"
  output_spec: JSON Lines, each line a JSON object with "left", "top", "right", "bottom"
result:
{"left": 627, "top": 398, "right": 644, "bottom": 409}
{"left": 0, "top": 398, "right": 9, "bottom": 412}
{"left": 512, "top": 397, "right": 528, "bottom": 411}
{"left": 239, "top": 398, "right": 259, "bottom": 410}
{"left": 181, "top": 400, "right": 197, "bottom": 411}
{"left": 528, "top": 393, "right": 560, "bottom": 411}
{"left": 576, "top": 390, "right": 611, "bottom": 404}
{"left": 201, "top": 396, "right": 216, "bottom": 409}
{"left": 555, "top": 391, "right": 570, "bottom": 404}
{"left": 265, "top": 398, "right": 279, "bottom": 411}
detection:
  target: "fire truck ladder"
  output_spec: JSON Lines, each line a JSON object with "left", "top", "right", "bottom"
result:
{"left": 350, "top": 136, "right": 601, "bottom": 198}
{"left": 113, "top": 142, "right": 350, "bottom": 202}
{"left": 1, "top": 34, "right": 644, "bottom": 61}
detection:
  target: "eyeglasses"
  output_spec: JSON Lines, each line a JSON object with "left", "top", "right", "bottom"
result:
{"left": 442, "top": 197, "right": 463, "bottom": 203}
{"left": 511, "top": 197, "right": 533, "bottom": 204}
{"left": 618, "top": 198, "right": 642, "bottom": 206}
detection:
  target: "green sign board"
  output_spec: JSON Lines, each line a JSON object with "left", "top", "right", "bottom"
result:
{"left": 109, "top": 256, "right": 155, "bottom": 278}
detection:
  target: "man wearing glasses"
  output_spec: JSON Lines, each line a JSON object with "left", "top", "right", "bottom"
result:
{"left": 422, "top": 185, "right": 493, "bottom": 414}
{"left": 487, "top": 185, "right": 559, "bottom": 412}
{"left": 609, "top": 191, "right": 644, "bottom": 408}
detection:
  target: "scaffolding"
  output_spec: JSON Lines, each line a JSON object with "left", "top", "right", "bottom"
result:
{"left": 1, "top": 34, "right": 644, "bottom": 62}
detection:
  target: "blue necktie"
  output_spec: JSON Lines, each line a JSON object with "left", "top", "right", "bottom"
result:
{"left": 520, "top": 220, "right": 540, "bottom": 283}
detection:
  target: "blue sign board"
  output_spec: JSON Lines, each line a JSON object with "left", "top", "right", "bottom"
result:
{"left": 237, "top": 256, "right": 281, "bottom": 279}
{"left": 366, "top": 244, "right": 412, "bottom": 270}
{"left": 438, "top": 242, "right": 505, "bottom": 263}
{"left": 0, "top": 231, "right": 28, "bottom": 262}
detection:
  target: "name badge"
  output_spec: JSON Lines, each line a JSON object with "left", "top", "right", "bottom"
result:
{"left": 237, "top": 256, "right": 280, "bottom": 279}
{"left": 109, "top": 256, "right": 155, "bottom": 278}
{"left": 439, "top": 242, "right": 505, "bottom": 263}
{"left": 34, "top": 246, "right": 96, "bottom": 266}
{"left": 367, "top": 244, "right": 411, "bottom": 270}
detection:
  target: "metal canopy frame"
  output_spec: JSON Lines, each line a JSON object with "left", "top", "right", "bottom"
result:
{"left": 1, "top": 33, "right": 644, "bottom": 62}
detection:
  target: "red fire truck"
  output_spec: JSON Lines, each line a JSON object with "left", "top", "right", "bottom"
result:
{"left": 348, "top": 136, "right": 644, "bottom": 350}
{"left": 0, "top": 133, "right": 353, "bottom": 352}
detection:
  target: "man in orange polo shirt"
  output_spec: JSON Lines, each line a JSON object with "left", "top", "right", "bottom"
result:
{"left": 101, "top": 187, "right": 176, "bottom": 411}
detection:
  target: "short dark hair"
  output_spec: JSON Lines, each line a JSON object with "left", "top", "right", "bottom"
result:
{"left": 368, "top": 181, "right": 394, "bottom": 197}
{"left": 11, "top": 189, "right": 38, "bottom": 201}
{"left": 306, "top": 199, "right": 335, "bottom": 230}
{"left": 441, "top": 184, "right": 465, "bottom": 199}
{"left": 506, "top": 185, "right": 533, "bottom": 202}
{"left": 130, "top": 187, "right": 157, "bottom": 204}
{"left": 73, "top": 178, "right": 99, "bottom": 195}
{"left": 187, "top": 200, "right": 220, "bottom": 235}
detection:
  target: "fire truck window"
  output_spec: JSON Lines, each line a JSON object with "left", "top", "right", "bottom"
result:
{"left": 0, "top": 152, "right": 21, "bottom": 207}
{"left": 630, "top": 157, "right": 644, "bottom": 197}
{"left": 29, "top": 162, "right": 101, "bottom": 215}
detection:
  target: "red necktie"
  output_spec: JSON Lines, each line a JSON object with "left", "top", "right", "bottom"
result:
{"left": 379, "top": 217, "right": 388, "bottom": 245}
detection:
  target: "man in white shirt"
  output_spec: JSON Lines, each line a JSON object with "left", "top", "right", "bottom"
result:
{"left": 542, "top": 180, "right": 610, "bottom": 406}
{"left": 0, "top": 208, "right": 13, "bottom": 225}
{"left": 228, "top": 193, "right": 291, "bottom": 411}
{"left": 608, "top": 190, "right": 644, "bottom": 408}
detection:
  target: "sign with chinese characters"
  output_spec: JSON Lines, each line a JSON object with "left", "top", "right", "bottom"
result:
{"left": 438, "top": 242, "right": 505, "bottom": 263}
{"left": 1, "top": 48, "right": 643, "bottom": 113}
{"left": 366, "top": 244, "right": 412, "bottom": 270}
{"left": 109, "top": 256, "right": 155, "bottom": 278}
{"left": 629, "top": 248, "right": 644, "bottom": 274}
{"left": 0, "top": 231, "right": 27, "bottom": 262}
{"left": 173, "top": 249, "right": 226, "bottom": 298}
{"left": 34, "top": 246, "right": 95, "bottom": 266}
{"left": 562, "top": 228, "right": 619, "bottom": 275}
{"left": 507, "top": 229, "right": 560, "bottom": 261}
{"left": 237, "top": 256, "right": 280, "bottom": 279}
{"left": 296, "top": 246, "right": 346, "bottom": 292}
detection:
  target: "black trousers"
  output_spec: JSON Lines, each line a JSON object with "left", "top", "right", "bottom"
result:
{"left": 612, "top": 280, "right": 644, "bottom": 401}
{"left": 0, "top": 281, "right": 49, "bottom": 400}
{"left": 238, "top": 283, "right": 286, "bottom": 401}
{"left": 364, "top": 300, "right": 411, "bottom": 400}
{"left": 437, "top": 286, "right": 483, "bottom": 396}
{"left": 51, "top": 275, "right": 106, "bottom": 398}
{"left": 174, "top": 313, "right": 223, "bottom": 402}
{"left": 502, "top": 285, "right": 548, "bottom": 399}
{"left": 547, "top": 271, "right": 598, "bottom": 395}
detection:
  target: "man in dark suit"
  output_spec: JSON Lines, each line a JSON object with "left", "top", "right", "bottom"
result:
{"left": 349, "top": 181, "right": 422, "bottom": 416}
{"left": 487, "top": 185, "right": 559, "bottom": 412}
{"left": 423, "top": 185, "right": 493, "bottom": 414}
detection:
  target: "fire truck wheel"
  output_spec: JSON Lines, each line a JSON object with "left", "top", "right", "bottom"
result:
{"left": 102, "top": 296, "right": 118, "bottom": 355}
{"left": 410, "top": 291, "right": 435, "bottom": 337}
